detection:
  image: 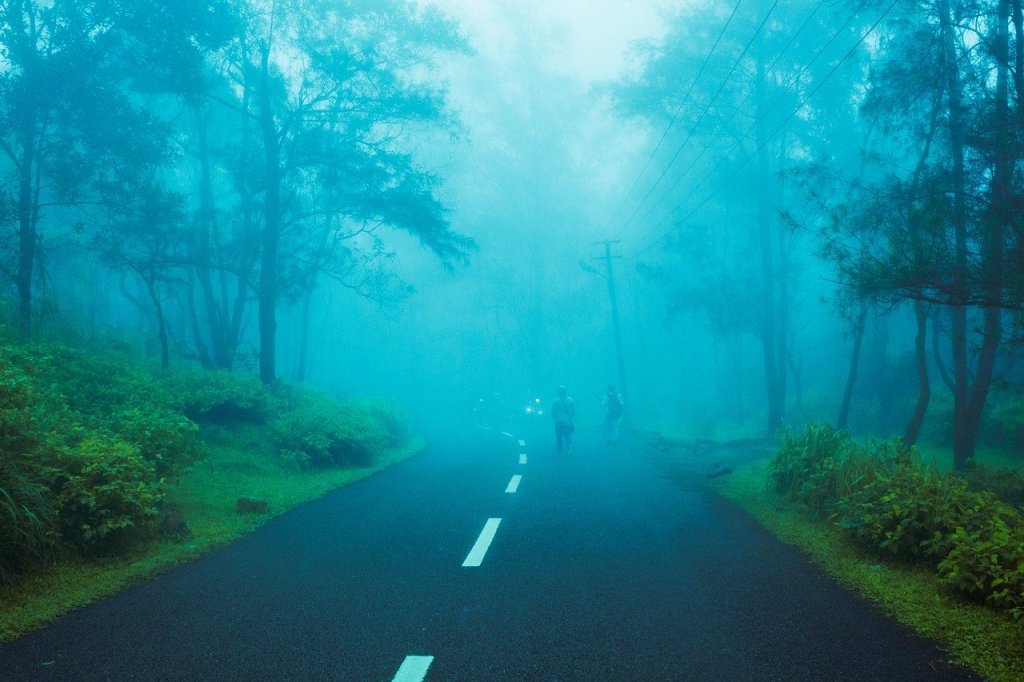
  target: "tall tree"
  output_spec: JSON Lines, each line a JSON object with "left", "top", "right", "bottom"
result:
{"left": 0, "top": 1, "right": 158, "bottom": 336}
{"left": 219, "top": 0, "right": 473, "bottom": 383}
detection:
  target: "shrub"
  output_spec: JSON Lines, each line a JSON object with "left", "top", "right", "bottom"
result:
{"left": 345, "top": 398, "right": 409, "bottom": 449}
{"left": 109, "top": 406, "right": 202, "bottom": 476}
{"left": 273, "top": 394, "right": 404, "bottom": 470}
{"left": 960, "top": 461, "right": 1024, "bottom": 509}
{"left": 55, "top": 434, "right": 165, "bottom": 556}
{"left": 36, "top": 345, "right": 175, "bottom": 417}
{"left": 775, "top": 423, "right": 1024, "bottom": 621}
{"left": 771, "top": 424, "right": 906, "bottom": 514}
{"left": 169, "top": 369, "right": 272, "bottom": 424}
{"left": 937, "top": 498, "right": 1024, "bottom": 619}
{"left": 0, "top": 459, "right": 58, "bottom": 585}
{"left": 835, "top": 464, "right": 968, "bottom": 560}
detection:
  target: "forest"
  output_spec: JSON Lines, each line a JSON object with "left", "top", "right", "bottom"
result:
{"left": 1, "top": 0, "right": 1024, "bottom": 673}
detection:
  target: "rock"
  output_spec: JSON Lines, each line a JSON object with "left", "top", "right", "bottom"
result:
{"left": 235, "top": 497, "right": 270, "bottom": 515}
{"left": 160, "top": 509, "right": 192, "bottom": 541}
{"left": 707, "top": 466, "right": 734, "bottom": 479}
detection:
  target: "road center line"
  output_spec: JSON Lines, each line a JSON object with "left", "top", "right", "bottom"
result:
{"left": 392, "top": 655, "right": 434, "bottom": 682}
{"left": 462, "top": 518, "right": 502, "bottom": 567}
{"left": 518, "top": 439, "right": 527, "bottom": 447}
{"left": 519, "top": 453, "right": 528, "bottom": 464}
{"left": 505, "top": 475, "right": 522, "bottom": 493}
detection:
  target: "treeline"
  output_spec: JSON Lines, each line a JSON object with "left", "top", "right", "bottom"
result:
{"left": 615, "top": 0, "right": 1024, "bottom": 467}
{"left": 0, "top": 0, "right": 473, "bottom": 382}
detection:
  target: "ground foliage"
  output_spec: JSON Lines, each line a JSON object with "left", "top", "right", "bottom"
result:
{"left": 0, "top": 338, "right": 408, "bottom": 587}
{"left": 772, "top": 424, "right": 1024, "bottom": 620}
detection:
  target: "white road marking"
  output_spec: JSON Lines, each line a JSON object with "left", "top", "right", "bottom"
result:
{"left": 518, "top": 439, "right": 527, "bottom": 447}
{"left": 392, "top": 655, "right": 434, "bottom": 682}
{"left": 505, "top": 475, "right": 522, "bottom": 493}
{"left": 500, "top": 431, "right": 514, "bottom": 438}
{"left": 519, "top": 454, "right": 528, "bottom": 464}
{"left": 462, "top": 518, "right": 502, "bottom": 567}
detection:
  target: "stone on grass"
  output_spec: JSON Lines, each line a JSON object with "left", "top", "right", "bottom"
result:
{"left": 235, "top": 497, "right": 270, "bottom": 515}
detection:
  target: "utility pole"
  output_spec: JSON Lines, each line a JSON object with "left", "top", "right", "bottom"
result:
{"left": 594, "top": 240, "right": 629, "bottom": 412}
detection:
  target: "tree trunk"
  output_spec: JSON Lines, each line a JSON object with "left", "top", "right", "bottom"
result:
{"left": 1014, "top": 0, "right": 1024, "bottom": 131}
{"left": 258, "top": 43, "right": 281, "bottom": 385}
{"left": 939, "top": 0, "right": 973, "bottom": 469}
{"left": 837, "top": 302, "right": 867, "bottom": 430}
{"left": 15, "top": 130, "right": 36, "bottom": 338}
{"left": 754, "top": 53, "right": 784, "bottom": 434}
{"left": 903, "top": 300, "right": 931, "bottom": 446}
{"left": 143, "top": 273, "right": 169, "bottom": 368}
{"left": 956, "top": 0, "right": 1011, "bottom": 465}
{"left": 295, "top": 286, "right": 313, "bottom": 384}
{"left": 192, "top": 107, "right": 232, "bottom": 369}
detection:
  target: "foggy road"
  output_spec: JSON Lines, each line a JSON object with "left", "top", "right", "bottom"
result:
{"left": 0, "top": 423, "right": 977, "bottom": 681}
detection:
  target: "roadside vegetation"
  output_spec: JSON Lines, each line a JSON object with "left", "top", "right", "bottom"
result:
{"left": 707, "top": 423, "right": 1024, "bottom": 682}
{"left": 0, "top": 336, "right": 418, "bottom": 642}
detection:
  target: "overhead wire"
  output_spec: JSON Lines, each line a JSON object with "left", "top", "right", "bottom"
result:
{"left": 625, "top": 0, "right": 868, "bottom": 238}
{"left": 630, "top": 0, "right": 899, "bottom": 258}
{"left": 613, "top": 0, "right": 783, "bottom": 241}
{"left": 599, "top": 0, "right": 744, "bottom": 236}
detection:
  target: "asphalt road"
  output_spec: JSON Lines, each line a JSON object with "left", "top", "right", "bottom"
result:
{"left": 0, "top": 420, "right": 979, "bottom": 681}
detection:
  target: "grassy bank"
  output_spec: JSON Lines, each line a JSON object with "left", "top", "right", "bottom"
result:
{"left": 710, "top": 459, "right": 1024, "bottom": 682}
{"left": 0, "top": 339, "right": 422, "bottom": 642}
{"left": 0, "top": 427, "right": 422, "bottom": 643}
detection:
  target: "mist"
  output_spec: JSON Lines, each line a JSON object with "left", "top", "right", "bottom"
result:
{"left": 20, "top": 0, "right": 1013, "bottom": 455}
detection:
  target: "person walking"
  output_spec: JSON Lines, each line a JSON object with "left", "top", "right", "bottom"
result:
{"left": 551, "top": 385, "right": 575, "bottom": 454}
{"left": 603, "top": 384, "right": 624, "bottom": 444}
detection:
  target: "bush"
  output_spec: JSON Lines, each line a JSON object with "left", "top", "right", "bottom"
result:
{"left": 960, "top": 461, "right": 1024, "bottom": 509}
{"left": 937, "top": 498, "right": 1024, "bottom": 619}
{"left": 835, "top": 464, "right": 968, "bottom": 560}
{"left": 54, "top": 435, "right": 165, "bottom": 556}
{"left": 169, "top": 369, "right": 272, "bottom": 424}
{"left": 109, "top": 406, "right": 201, "bottom": 476}
{"left": 273, "top": 394, "right": 406, "bottom": 470}
{"left": 771, "top": 424, "right": 908, "bottom": 514}
{"left": 0, "top": 459, "right": 58, "bottom": 585}
{"left": 775, "top": 423, "right": 1024, "bottom": 620}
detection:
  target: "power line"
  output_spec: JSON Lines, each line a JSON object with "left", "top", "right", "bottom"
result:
{"left": 600, "top": 0, "right": 744, "bottom": 236}
{"left": 632, "top": 0, "right": 899, "bottom": 258}
{"left": 626, "top": 0, "right": 869, "bottom": 241}
{"left": 614, "top": 0, "right": 782, "bottom": 241}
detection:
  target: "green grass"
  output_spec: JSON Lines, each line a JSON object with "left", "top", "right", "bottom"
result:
{"left": 0, "top": 430, "right": 423, "bottom": 642}
{"left": 915, "top": 442, "right": 1024, "bottom": 473}
{"left": 709, "top": 460, "right": 1024, "bottom": 682}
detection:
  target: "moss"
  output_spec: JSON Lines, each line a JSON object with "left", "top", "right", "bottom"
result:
{"left": 709, "top": 462, "right": 1024, "bottom": 682}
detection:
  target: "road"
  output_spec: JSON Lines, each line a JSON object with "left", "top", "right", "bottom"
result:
{"left": 0, "top": 421, "right": 978, "bottom": 680}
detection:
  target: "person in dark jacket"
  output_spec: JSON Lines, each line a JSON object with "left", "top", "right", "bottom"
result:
{"left": 551, "top": 385, "right": 575, "bottom": 454}
{"left": 603, "top": 385, "right": 623, "bottom": 443}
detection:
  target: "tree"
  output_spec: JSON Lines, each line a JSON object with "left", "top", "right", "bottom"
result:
{"left": 0, "top": 1, "right": 160, "bottom": 336}
{"left": 215, "top": 0, "right": 474, "bottom": 383}
{"left": 810, "top": 0, "right": 1023, "bottom": 466}
{"left": 614, "top": 0, "right": 873, "bottom": 433}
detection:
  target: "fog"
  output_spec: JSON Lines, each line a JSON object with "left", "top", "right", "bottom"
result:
{"left": 10, "top": 0, "right": 1021, "bottom": 460}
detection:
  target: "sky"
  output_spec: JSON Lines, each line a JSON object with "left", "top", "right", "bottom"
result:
{"left": 304, "top": 1, "right": 689, "bottom": 422}
{"left": 426, "top": 0, "right": 674, "bottom": 84}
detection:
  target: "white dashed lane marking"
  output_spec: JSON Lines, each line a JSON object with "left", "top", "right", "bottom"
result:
{"left": 392, "top": 655, "right": 434, "bottom": 682}
{"left": 500, "top": 431, "right": 514, "bottom": 438}
{"left": 462, "top": 518, "right": 502, "bottom": 567}
{"left": 519, "top": 453, "right": 528, "bottom": 464}
{"left": 505, "top": 475, "right": 522, "bottom": 493}
{"left": 518, "top": 439, "right": 527, "bottom": 447}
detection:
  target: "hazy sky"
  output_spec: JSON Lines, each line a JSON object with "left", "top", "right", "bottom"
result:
{"left": 427, "top": 0, "right": 674, "bottom": 83}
